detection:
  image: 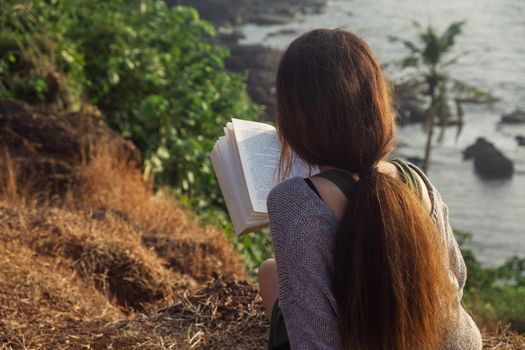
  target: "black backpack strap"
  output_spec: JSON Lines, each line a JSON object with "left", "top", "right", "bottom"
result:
{"left": 312, "top": 169, "right": 357, "bottom": 199}
{"left": 303, "top": 178, "right": 321, "bottom": 198}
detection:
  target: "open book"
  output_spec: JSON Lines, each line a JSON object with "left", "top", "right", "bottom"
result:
{"left": 211, "top": 118, "right": 313, "bottom": 235}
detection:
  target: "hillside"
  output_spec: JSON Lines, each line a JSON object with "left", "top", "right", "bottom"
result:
{"left": 0, "top": 99, "right": 523, "bottom": 349}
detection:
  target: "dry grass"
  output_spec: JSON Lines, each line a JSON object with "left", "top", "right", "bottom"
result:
{"left": 0, "top": 136, "right": 262, "bottom": 349}
{"left": 73, "top": 145, "right": 244, "bottom": 283}
{"left": 79, "top": 276, "right": 269, "bottom": 350}
{"left": 482, "top": 326, "right": 525, "bottom": 349}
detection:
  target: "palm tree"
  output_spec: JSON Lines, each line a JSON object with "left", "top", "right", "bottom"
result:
{"left": 391, "top": 21, "right": 494, "bottom": 172}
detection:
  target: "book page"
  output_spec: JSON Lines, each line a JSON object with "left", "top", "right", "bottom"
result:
{"left": 232, "top": 118, "right": 280, "bottom": 213}
{"left": 211, "top": 136, "right": 245, "bottom": 233}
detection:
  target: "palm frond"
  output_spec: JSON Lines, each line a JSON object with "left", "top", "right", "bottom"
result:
{"left": 442, "top": 51, "right": 469, "bottom": 67}
{"left": 388, "top": 35, "right": 422, "bottom": 54}
{"left": 451, "top": 79, "right": 498, "bottom": 104}
{"left": 411, "top": 20, "right": 424, "bottom": 35}
{"left": 420, "top": 27, "right": 442, "bottom": 66}
{"left": 441, "top": 21, "right": 465, "bottom": 51}
{"left": 401, "top": 56, "right": 420, "bottom": 68}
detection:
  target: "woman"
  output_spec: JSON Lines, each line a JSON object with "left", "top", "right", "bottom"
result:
{"left": 258, "top": 29, "right": 482, "bottom": 350}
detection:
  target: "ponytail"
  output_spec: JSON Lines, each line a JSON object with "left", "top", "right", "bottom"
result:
{"left": 333, "top": 171, "right": 456, "bottom": 350}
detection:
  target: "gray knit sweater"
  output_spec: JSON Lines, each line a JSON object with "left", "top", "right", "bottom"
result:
{"left": 267, "top": 166, "right": 482, "bottom": 349}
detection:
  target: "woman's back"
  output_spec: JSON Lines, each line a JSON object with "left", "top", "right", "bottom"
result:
{"left": 267, "top": 160, "right": 482, "bottom": 349}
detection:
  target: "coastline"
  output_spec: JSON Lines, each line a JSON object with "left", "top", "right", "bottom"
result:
{"left": 228, "top": 1, "right": 525, "bottom": 265}
{"left": 170, "top": 0, "right": 525, "bottom": 265}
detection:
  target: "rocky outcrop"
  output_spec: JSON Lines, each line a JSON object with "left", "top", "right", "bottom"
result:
{"left": 516, "top": 135, "right": 525, "bottom": 147}
{"left": 501, "top": 109, "right": 525, "bottom": 124}
{"left": 473, "top": 153, "right": 514, "bottom": 179}
{"left": 393, "top": 82, "right": 428, "bottom": 124}
{"left": 225, "top": 44, "right": 281, "bottom": 120}
{"left": 0, "top": 99, "right": 140, "bottom": 195}
{"left": 168, "top": 0, "right": 327, "bottom": 26}
{"left": 464, "top": 137, "right": 514, "bottom": 179}
{"left": 464, "top": 138, "right": 494, "bottom": 160}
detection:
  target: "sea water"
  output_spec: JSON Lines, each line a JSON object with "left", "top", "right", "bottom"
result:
{"left": 240, "top": 0, "right": 525, "bottom": 265}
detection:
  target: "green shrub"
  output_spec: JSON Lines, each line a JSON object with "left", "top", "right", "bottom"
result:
{"left": 0, "top": 0, "right": 86, "bottom": 106}
{"left": 455, "top": 230, "right": 525, "bottom": 332}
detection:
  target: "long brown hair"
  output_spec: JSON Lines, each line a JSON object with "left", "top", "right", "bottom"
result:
{"left": 276, "top": 28, "right": 457, "bottom": 350}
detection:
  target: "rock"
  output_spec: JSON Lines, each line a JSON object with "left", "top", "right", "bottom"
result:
{"left": 393, "top": 82, "right": 428, "bottom": 124}
{"left": 516, "top": 135, "right": 525, "bottom": 147}
{"left": 225, "top": 44, "right": 281, "bottom": 120}
{"left": 397, "top": 100, "right": 427, "bottom": 124}
{"left": 473, "top": 150, "right": 514, "bottom": 179}
{"left": 463, "top": 137, "right": 514, "bottom": 179}
{"left": 463, "top": 137, "right": 495, "bottom": 160}
{"left": 0, "top": 99, "right": 140, "bottom": 195}
{"left": 265, "top": 28, "right": 300, "bottom": 39}
{"left": 501, "top": 109, "right": 525, "bottom": 124}
{"left": 393, "top": 83, "right": 465, "bottom": 127}
{"left": 251, "top": 13, "right": 292, "bottom": 25}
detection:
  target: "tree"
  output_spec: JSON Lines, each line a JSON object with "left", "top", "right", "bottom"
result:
{"left": 391, "top": 21, "right": 494, "bottom": 172}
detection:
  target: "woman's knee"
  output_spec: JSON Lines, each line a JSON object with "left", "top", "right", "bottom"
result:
{"left": 258, "top": 258, "right": 276, "bottom": 283}
{"left": 258, "top": 258, "right": 278, "bottom": 317}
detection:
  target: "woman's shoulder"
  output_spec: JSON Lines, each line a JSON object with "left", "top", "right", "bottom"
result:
{"left": 268, "top": 177, "right": 311, "bottom": 204}
{"left": 267, "top": 177, "right": 332, "bottom": 218}
{"left": 267, "top": 177, "right": 337, "bottom": 241}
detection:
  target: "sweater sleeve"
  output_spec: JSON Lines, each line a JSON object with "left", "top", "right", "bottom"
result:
{"left": 432, "top": 191, "right": 482, "bottom": 350}
{"left": 267, "top": 180, "right": 343, "bottom": 349}
{"left": 440, "top": 195, "right": 468, "bottom": 297}
{"left": 439, "top": 200, "right": 482, "bottom": 350}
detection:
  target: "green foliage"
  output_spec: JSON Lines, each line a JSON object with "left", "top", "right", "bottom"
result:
{"left": 389, "top": 21, "right": 466, "bottom": 70}
{"left": 455, "top": 230, "right": 525, "bottom": 332}
{"left": 0, "top": 0, "right": 262, "bottom": 210}
{"left": 0, "top": 1, "right": 86, "bottom": 106}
